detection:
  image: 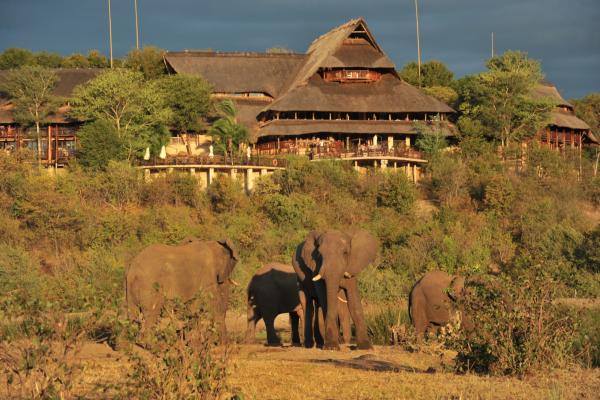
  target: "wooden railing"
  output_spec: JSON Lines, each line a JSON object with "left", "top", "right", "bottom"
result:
{"left": 136, "top": 154, "right": 287, "bottom": 168}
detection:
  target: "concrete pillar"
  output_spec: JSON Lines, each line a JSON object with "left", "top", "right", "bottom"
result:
{"left": 405, "top": 136, "right": 411, "bottom": 148}
{"left": 373, "top": 135, "right": 378, "bottom": 147}
{"left": 167, "top": 167, "right": 174, "bottom": 174}
{"left": 260, "top": 168, "right": 267, "bottom": 177}
{"left": 143, "top": 169, "right": 151, "bottom": 182}
{"left": 412, "top": 164, "right": 417, "bottom": 183}
{"left": 373, "top": 160, "right": 378, "bottom": 168}
{"left": 354, "top": 161, "right": 359, "bottom": 171}
{"left": 198, "top": 170, "right": 208, "bottom": 190}
{"left": 208, "top": 167, "right": 215, "bottom": 186}
{"left": 393, "top": 162, "right": 397, "bottom": 170}
{"left": 387, "top": 136, "right": 393, "bottom": 150}
{"left": 406, "top": 163, "right": 411, "bottom": 178}
{"left": 381, "top": 159, "right": 388, "bottom": 169}
{"left": 230, "top": 168, "right": 238, "bottom": 181}
{"left": 245, "top": 168, "right": 255, "bottom": 193}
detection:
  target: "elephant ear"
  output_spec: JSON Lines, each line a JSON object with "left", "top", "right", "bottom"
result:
{"left": 448, "top": 275, "right": 465, "bottom": 301}
{"left": 300, "top": 230, "right": 321, "bottom": 272}
{"left": 218, "top": 239, "right": 239, "bottom": 261}
{"left": 347, "top": 229, "right": 379, "bottom": 276}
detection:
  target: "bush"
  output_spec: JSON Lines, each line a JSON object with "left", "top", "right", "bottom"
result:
{"left": 452, "top": 275, "right": 579, "bottom": 376}
{"left": 76, "top": 119, "right": 127, "bottom": 170}
{"left": 376, "top": 172, "right": 416, "bottom": 214}
{"left": 206, "top": 175, "right": 246, "bottom": 213}
{"left": 365, "top": 303, "right": 412, "bottom": 346}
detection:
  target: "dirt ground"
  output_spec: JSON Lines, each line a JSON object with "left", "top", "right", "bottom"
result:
{"left": 61, "top": 312, "right": 599, "bottom": 400}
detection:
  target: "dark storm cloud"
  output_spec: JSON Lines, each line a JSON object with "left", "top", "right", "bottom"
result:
{"left": 0, "top": 0, "right": 598, "bottom": 98}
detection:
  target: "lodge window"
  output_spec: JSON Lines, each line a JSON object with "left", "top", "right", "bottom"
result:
{"left": 323, "top": 68, "right": 381, "bottom": 83}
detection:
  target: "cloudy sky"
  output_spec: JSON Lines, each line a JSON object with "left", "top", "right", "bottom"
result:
{"left": 1, "top": 0, "right": 598, "bottom": 98}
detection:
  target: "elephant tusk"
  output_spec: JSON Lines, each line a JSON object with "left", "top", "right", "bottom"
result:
{"left": 228, "top": 278, "right": 240, "bottom": 286}
{"left": 312, "top": 274, "right": 322, "bottom": 281}
{"left": 337, "top": 296, "right": 348, "bottom": 303}
{"left": 344, "top": 272, "right": 352, "bottom": 279}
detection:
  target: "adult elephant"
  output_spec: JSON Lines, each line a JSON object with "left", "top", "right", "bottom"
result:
{"left": 126, "top": 238, "right": 239, "bottom": 340}
{"left": 245, "top": 262, "right": 352, "bottom": 346}
{"left": 293, "top": 229, "right": 378, "bottom": 350}
{"left": 408, "top": 270, "right": 473, "bottom": 338}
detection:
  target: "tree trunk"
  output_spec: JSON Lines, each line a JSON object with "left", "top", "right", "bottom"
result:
{"left": 36, "top": 121, "right": 42, "bottom": 166}
{"left": 179, "top": 132, "right": 192, "bottom": 156}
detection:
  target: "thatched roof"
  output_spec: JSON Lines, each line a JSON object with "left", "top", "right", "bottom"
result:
{"left": 323, "top": 42, "right": 395, "bottom": 69}
{"left": 532, "top": 83, "right": 573, "bottom": 108}
{"left": 164, "top": 52, "right": 306, "bottom": 98}
{"left": 0, "top": 68, "right": 102, "bottom": 124}
{"left": 263, "top": 73, "right": 453, "bottom": 113}
{"left": 258, "top": 119, "right": 455, "bottom": 137}
{"left": 549, "top": 109, "right": 590, "bottom": 130}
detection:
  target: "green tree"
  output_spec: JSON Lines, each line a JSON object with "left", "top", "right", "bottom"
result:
{"left": 571, "top": 92, "right": 600, "bottom": 138}
{"left": 209, "top": 99, "right": 249, "bottom": 160}
{"left": 33, "top": 51, "right": 63, "bottom": 68}
{"left": 156, "top": 74, "right": 212, "bottom": 155}
{"left": 86, "top": 50, "right": 109, "bottom": 68}
{"left": 124, "top": 46, "right": 166, "bottom": 80}
{"left": 413, "top": 120, "right": 449, "bottom": 157}
{"left": 423, "top": 86, "right": 458, "bottom": 106}
{"left": 377, "top": 172, "right": 416, "bottom": 214}
{"left": 0, "top": 48, "right": 34, "bottom": 69}
{"left": 456, "top": 51, "right": 552, "bottom": 149}
{"left": 61, "top": 53, "right": 91, "bottom": 68}
{"left": 0, "top": 66, "right": 59, "bottom": 162}
{"left": 70, "top": 69, "right": 171, "bottom": 159}
{"left": 400, "top": 60, "right": 454, "bottom": 87}
{"left": 76, "top": 119, "right": 127, "bottom": 170}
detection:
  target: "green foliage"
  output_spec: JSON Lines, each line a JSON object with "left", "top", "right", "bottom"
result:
{"left": 61, "top": 53, "right": 90, "bottom": 68}
{"left": 413, "top": 120, "right": 449, "bottom": 157}
{"left": 70, "top": 68, "right": 171, "bottom": 159}
{"left": 0, "top": 48, "right": 35, "bottom": 69}
{"left": 482, "top": 174, "right": 515, "bottom": 215}
{"left": 423, "top": 85, "right": 458, "bottom": 105}
{"left": 209, "top": 100, "right": 249, "bottom": 157}
{"left": 452, "top": 275, "right": 580, "bottom": 376}
{"left": 124, "top": 46, "right": 167, "bottom": 79}
{"left": 156, "top": 74, "right": 212, "bottom": 154}
{"left": 376, "top": 172, "right": 416, "bottom": 214}
{"left": 365, "top": 303, "right": 411, "bottom": 345}
{"left": 260, "top": 193, "right": 315, "bottom": 227}
{"left": 206, "top": 175, "right": 246, "bottom": 213}
{"left": 575, "top": 226, "right": 600, "bottom": 273}
{"left": 571, "top": 92, "right": 600, "bottom": 134}
{"left": 399, "top": 60, "right": 454, "bottom": 87}
{"left": 76, "top": 119, "right": 128, "bottom": 170}
{"left": 33, "top": 51, "right": 63, "bottom": 68}
{"left": 456, "top": 51, "right": 552, "bottom": 148}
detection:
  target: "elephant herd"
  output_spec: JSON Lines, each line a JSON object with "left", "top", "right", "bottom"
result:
{"left": 126, "top": 229, "right": 472, "bottom": 349}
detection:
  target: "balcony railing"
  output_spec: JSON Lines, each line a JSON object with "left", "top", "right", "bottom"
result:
{"left": 136, "top": 154, "right": 288, "bottom": 168}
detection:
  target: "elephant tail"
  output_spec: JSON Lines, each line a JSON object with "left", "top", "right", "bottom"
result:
{"left": 407, "top": 278, "right": 420, "bottom": 324}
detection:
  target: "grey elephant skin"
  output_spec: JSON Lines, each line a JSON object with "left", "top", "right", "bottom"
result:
{"left": 245, "top": 262, "right": 304, "bottom": 346}
{"left": 245, "top": 262, "right": 352, "bottom": 346}
{"left": 408, "top": 270, "right": 473, "bottom": 338}
{"left": 293, "top": 229, "right": 378, "bottom": 350}
{"left": 126, "top": 238, "right": 239, "bottom": 340}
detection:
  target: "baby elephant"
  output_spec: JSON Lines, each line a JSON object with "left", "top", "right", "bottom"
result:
{"left": 245, "top": 263, "right": 305, "bottom": 346}
{"left": 409, "top": 270, "right": 472, "bottom": 339}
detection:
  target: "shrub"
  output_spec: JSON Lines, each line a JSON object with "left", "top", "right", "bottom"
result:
{"left": 376, "top": 172, "right": 416, "bottom": 214}
{"left": 76, "top": 119, "right": 127, "bottom": 170}
{"left": 260, "top": 193, "right": 314, "bottom": 227}
{"left": 365, "top": 303, "right": 412, "bottom": 346}
{"left": 452, "top": 275, "right": 579, "bottom": 376}
{"left": 206, "top": 175, "right": 246, "bottom": 213}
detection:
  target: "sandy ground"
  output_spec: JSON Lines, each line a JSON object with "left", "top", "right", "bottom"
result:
{"left": 3, "top": 311, "right": 598, "bottom": 399}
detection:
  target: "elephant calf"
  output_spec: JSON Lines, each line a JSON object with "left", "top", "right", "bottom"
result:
{"left": 409, "top": 270, "right": 472, "bottom": 339}
{"left": 245, "top": 262, "right": 304, "bottom": 346}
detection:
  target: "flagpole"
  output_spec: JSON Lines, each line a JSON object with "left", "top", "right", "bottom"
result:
{"left": 491, "top": 32, "right": 495, "bottom": 58}
{"left": 108, "top": 0, "right": 113, "bottom": 68}
{"left": 134, "top": 0, "right": 140, "bottom": 50}
{"left": 414, "top": 0, "right": 422, "bottom": 87}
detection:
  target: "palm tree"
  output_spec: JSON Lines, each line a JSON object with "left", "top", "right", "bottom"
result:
{"left": 209, "top": 99, "right": 249, "bottom": 162}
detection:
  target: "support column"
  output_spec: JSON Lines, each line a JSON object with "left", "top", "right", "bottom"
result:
{"left": 208, "top": 167, "right": 214, "bottom": 186}
{"left": 387, "top": 136, "right": 393, "bottom": 151}
{"left": 381, "top": 159, "right": 388, "bottom": 169}
{"left": 198, "top": 169, "right": 208, "bottom": 190}
{"left": 405, "top": 136, "right": 411, "bottom": 148}
{"left": 143, "top": 169, "right": 151, "bottom": 182}
{"left": 354, "top": 161, "right": 359, "bottom": 171}
{"left": 167, "top": 167, "right": 174, "bottom": 174}
{"left": 412, "top": 164, "right": 417, "bottom": 183}
{"left": 260, "top": 168, "right": 267, "bottom": 177}
{"left": 393, "top": 161, "right": 397, "bottom": 170}
{"left": 189, "top": 168, "right": 195, "bottom": 176}
{"left": 373, "top": 160, "right": 378, "bottom": 168}
{"left": 245, "top": 168, "right": 255, "bottom": 193}
{"left": 230, "top": 168, "right": 238, "bottom": 181}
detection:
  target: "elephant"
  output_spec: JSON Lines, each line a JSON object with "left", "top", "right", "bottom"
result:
{"left": 245, "top": 262, "right": 353, "bottom": 346}
{"left": 408, "top": 270, "right": 473, "bottom": 339}
{"left": 292, "top": 229, "right": 378, "bottom": 350}
{"left": 126, "top": 238, "right": 239, "bottom": 340}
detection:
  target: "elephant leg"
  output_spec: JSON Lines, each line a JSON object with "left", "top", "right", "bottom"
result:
{"left": 245, "top": 303, "right": 258, "bottom": 344}
{"left": 264, "top": 315, "right": 281, "bottom": 346}
{"left": 344, "top": 278, "right": 372, "bottom": 350}
{"left": 290, "top": 312, "right": 301, "bottom": 346}
{"left": 323, "top": 282, "right": 341, "bottom": 350}
{"left": 314, "top": 303, "right": 325, "bottom": 347}
{"left": 303, "top": 297, "right": 315, "bottom": 348}
{"left": 338, "top": 290, "right": 352, "bottom": 344}
{"left": 410, "top": 293, "right": 428, "bottom": 342}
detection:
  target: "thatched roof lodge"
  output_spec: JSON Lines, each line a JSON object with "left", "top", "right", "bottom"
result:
{"left": 531, "top": 82, "right": 597, "bottom": 149}
{"left": 164, "top": 18, "right": 455, "bottom": 172}
{"left": 0, "top": 68, "right": 102, "bottom": 165}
